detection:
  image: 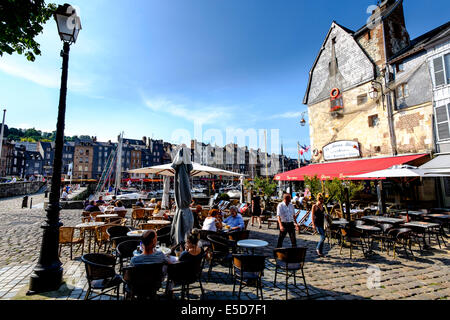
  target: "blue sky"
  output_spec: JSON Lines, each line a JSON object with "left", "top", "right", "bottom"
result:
{"left": 1, "top": 0, "right": 449, "bottom": 159}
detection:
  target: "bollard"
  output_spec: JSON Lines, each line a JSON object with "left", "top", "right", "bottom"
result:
{"left": 30, "top": 198, "right": 33, "bottom": 209}
{"left": 22, "top": 196, "right": 29, "bottom": 208}
{"left": 45, "top": 190, "right": 49, "bottom": 198}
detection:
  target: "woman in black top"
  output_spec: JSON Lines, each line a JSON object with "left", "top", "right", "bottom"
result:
{"left": 251, "top": 192, "right": 262, "bottom": 229}
{"left": 311, "top": 193, "right": 326, "bottom": 257}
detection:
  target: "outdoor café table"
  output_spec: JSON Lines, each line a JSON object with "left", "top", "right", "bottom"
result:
{"left": 237, "top": 239, "right": 269, "bottom": 255}
{"left": 356, "top": 225, "right": 381, "bottom": 256}
{"left": 362, "top": 216, "right": 405, "bottom": 225}
{"left": 127, "top": 230, "right": 146, "bottom": 238}
{"left": 424, "top": 214, "right": 450, "bottom": 238}
{"left": 75, "top": 221, "right": 105, "bottom": 253}
{"left": 146, "top": 220, "right": 171, "bottom": 230}
{"left": 96, "top": 214, "right": 119, "bottom": 222}
{"left": 331, "top": 219, "right": 349, "bottom": 227}
{"left": 402, "top": 221, "right": 441, "bottom": 250}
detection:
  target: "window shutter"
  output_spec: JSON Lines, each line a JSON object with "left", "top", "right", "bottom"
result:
{"left": 437, "top": 123, "right": 450, "bottom": 140}
{"left": 445, "top": 54, "right": 450, "bottom": 84}
{"left": 433, "top": 57, "right": 445, "bottom": 87}
{"left": 436, "top": 106, "right": 448, "bottom": 123}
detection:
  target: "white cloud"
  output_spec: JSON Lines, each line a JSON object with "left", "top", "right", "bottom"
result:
{"left": 270, "top": 111, "right": 306, "bottom": 119}
{"left": 142, "top": 95, "right": 235, "bottom": 125}
{"left": 0, "top": 57, "right": 91, "bottom": 93}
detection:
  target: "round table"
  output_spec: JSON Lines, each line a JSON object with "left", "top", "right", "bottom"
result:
{"left": 127, "top": 230, "right": 146, "bottom": 238}
{"left": 96, "top": 214, "right": 119, "bottom": 222}
{"left": 237, "top": 239, "right": 268, "bottom": 255}
{"left": 147, "top": 220, "right": 171, "bottom": 225}
{"left": 356, "top": 225, "right": 381, "bottom": 256}
{"left": 133, "top": 246, "right": 172, "bottom": 257}
{"left": 75, "top": 222, "right": 105, "bottom": 253}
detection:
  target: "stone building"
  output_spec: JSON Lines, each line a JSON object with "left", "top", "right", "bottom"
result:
{"left": 73, "top": 141, "right": 94, "bottom": 180}
{"left": 303, "top": 0, "right": 439, "bottom": 165}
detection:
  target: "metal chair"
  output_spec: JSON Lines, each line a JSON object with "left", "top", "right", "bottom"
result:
{"left": 206, "top": 234, "right": 234, "bottom": 281}
{"left": 273, "top": 247, "right": 309, "bottom": 299}
{"left": 81, "top": 253, "right": 123, "bottom": 300}
{"left": 232, "top": 254, "right": 266, "bottom": 300}
{"left": 123, "top": 263, "right": 165, "bottom": 300}
{"left": 116, "top": 239, "right": 141, "bottom": 272}
{"left": 166, "top": 251, "right": 205, "bottom": 300}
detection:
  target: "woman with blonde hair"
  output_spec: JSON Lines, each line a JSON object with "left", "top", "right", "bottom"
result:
{"left": 311, "top": 193, "right": 326, "bottom": 257}
{"left": 153, "top": 201, "right": 163, "bottom": 215}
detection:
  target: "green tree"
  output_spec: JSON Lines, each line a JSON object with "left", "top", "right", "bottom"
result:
{"left": 0, "top": 0, "right": 57, "bottom": 61}
{"left": 245, "top": 177, "right": 277, "bottom": 209}
{"left": 304, "top": 175, "right": 322, "bottom": 200}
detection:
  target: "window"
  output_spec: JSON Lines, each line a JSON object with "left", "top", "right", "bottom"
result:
{"left": 435, "top": 103, "right": 450, "bottom": 141}
{"left": 357, "top": 94, "right": 368, "bottom": 105}
{"left": 368, "top": 114, "right": 380, "bottom": 127}
{"left": 396, "top": 83, "right": 409, "bottom": 99}
{"left": 396, "top": 62, "right": 405, "bottom": 73}
{"left": 433, "top": 54, "right": 450, "bottom": 87}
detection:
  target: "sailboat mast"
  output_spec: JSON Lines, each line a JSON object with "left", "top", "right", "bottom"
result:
{"left": 115, "top": 132, "right": 123, "bottom": 195}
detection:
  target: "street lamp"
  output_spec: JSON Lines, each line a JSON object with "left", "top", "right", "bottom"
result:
{"left": 27, "top": 3, "right": 81, "bottom": 295}
{"left": 299, "top": 111, "right": 307, "bottom": 127}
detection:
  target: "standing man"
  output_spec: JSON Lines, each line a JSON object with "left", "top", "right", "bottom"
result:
{"left": 276, "top": 193, "right": 299, "bottom": 248}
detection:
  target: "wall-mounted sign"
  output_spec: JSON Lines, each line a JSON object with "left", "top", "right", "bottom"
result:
{"left": 323, "top": 140, "right": 361, "bottom": 161}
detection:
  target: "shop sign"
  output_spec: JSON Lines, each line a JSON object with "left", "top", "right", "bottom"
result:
{"left": 323, "top": 141, "right": 361, "bottom": 161}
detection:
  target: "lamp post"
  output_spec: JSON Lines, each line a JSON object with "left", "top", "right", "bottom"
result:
{"left": 28, "top": 3, "right": 81, "bottom": 295}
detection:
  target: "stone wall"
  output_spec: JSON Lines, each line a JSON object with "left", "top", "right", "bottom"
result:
{"left": 393, "top": 103, "right": 434, "bottom": 154}
{"left": 308, "top": 81, "right": 394, "bottom": 162}
{"left": 0, "top": 181, "right": 46, "bottom": 199}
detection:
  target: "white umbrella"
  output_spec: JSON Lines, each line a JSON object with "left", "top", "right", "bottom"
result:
{"left": 128, "top": 162, "right": 244, "bottom": 177}
{"left": 161, "top": 176, "right": 170, "bottom": 210}
{"left": 349, "top": 165, "right": 450, "bottom": 221}
{"left": 348, "top": 165, "right": 450, "bottom": 179}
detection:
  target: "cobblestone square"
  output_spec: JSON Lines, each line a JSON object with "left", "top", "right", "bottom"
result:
{"left": 0, "top": 194, "right": 448, "bottom": 300}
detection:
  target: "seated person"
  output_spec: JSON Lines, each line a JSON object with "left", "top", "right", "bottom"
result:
{"left": 130, "top": 230, "right": 171, "bottom": 266}
{"left": 84, "top": 200, "right": 100, "bottom": 213}
{"left": 202, "top": 209, "right": 222, "bottom": 232}
{"left": 61, "top": 190, "right": 69, "bottom": 201}
{"left": 191, "top": 205, "right": 202, "bottom": 229}
{"left": 113, "top": 200, "right": 126, "bottom": 211}
{"left": 135, "top": 198, "right": 145, "bottom": 208}
{"left": 148, "top": 198, "right": 157, "bottom": 208}
{"left": 96, "top": 196, "right": 105, "bottom": 206}
{"left": 223, "top": 206, "right": 245, "bottom": 231}
{"left": 107, "top": 196, "right": 117, "bottom": 206}
{"left": 153, "top": 201, "right": 163, "bottom": 216}
{"left": 179, "top": 229, "right": 204, "bottom": 263}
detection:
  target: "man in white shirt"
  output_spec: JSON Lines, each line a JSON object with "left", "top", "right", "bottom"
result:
{"left": 277, "top": 193, "right": 299, "bottom": 248}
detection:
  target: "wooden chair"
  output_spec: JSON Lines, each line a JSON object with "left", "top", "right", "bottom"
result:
{"left": 94, "top": 224, "right": 114, "bottom": 253}
{"left": 115, "top": 210, "right": 128, "bottom": 219}
{"left": 243, "top": 218, "right": 250, "bottom": 230}
{"left": 131, "top": 208, "right": 146, "bottom": 228}
{"left": 139, "top": 223, "right": 158, "bottom": 231}
{"left": 59, "top": 227, "right": 84, "bottom": 260}
{"left": 273, "top": 247, "right": 309, "bottom": 299}
{"left": 81, "top": 211, "right": 91, "bottom": 223}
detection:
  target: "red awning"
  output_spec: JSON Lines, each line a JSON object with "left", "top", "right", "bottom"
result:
{"left": 274, "top": 154, "right": 429, "bottom": 181}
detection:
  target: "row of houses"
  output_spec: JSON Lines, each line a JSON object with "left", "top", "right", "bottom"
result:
{"left": 0, "top": 135, "right": 299, "bottom": 180}
{"left": 302, "top": 0, "right": 450, "bottom": 206}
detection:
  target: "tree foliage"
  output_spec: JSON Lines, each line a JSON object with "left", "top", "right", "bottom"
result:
{"left": 0, "top": 0, "right": 57, "bottom": 61}
{"left": 244, "top": 176, "right": 278, "bottom": 208}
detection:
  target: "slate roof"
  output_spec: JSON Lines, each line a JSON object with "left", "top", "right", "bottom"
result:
{"left": 389, "top": 21, "right": 450, "bottom": 63}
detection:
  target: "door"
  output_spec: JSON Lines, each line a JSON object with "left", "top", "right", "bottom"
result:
{"left": 441, "top": 178, "right": 450, "bottom": 207}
